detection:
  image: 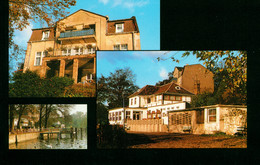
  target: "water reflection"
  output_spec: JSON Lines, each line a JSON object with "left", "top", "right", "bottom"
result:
{"left": 9, "top": 130, "right": 87, "bottom": 149}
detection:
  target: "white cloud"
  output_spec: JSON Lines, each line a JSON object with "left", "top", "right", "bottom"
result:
{"left": 111, "top": 0, "right": 149, "bottom": 12}
{"left": 98, "top": 0, "right": 109, "bottom": 5}
{"left": 159, "top": 68, "right": 168, "bottom": 79}
{"left": 112, "top": 0, "right": 122, "bottom": 7}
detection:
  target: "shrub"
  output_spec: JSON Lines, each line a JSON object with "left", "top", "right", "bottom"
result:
{"left": 9, "top": 70, "right": 45, "bottom": 97}
{"left": 97, "top": 124, "right": 127, "bottom": 149}
{"left": 64, "top": 83, "right": 96, "bottom": 97}
{"left": 9, "top": 70, "right": 74, "bottom": 97}
{"left": 44, "top": 76, "right": 74, "bottom": 97}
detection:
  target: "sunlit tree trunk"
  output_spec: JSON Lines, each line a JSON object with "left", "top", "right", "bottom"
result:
{"left": 9, "top": 104, "right": 15, "bottom": 132}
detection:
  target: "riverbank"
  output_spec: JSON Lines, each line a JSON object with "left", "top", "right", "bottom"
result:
{"left": 125, "top": 131, "right": 247, "bottom": 148}
{"left": 9, "top": 132, "right": 40, "bottom": 144}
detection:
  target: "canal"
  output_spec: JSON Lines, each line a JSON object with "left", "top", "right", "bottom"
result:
{"left": 9, "top": 129, "right": 87, "bottom": 149}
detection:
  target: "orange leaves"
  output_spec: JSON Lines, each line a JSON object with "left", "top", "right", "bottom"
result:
{"left": 9, "top": 0, "right": 76, "bottom": 59}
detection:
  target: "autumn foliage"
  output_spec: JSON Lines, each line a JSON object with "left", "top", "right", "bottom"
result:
{"left": 9, "top": 0, "right": 76, "bottom": 58}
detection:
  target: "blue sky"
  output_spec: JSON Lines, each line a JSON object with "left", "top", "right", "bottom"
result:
{"left": 97, "top": 51, "right": 204, "bottom": 88}
{"left": 9, "top": 0, "right": 160, "bottom": 73}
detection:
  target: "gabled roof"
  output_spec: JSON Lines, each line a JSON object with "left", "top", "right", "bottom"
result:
{"left": 128, "top": 81, "right": 194, "bottom": 98}
{"left": 154, "top": 81, "right": 194, "bottom": 95}
{"left": 57, "top": 9, "right": 108, "bottom": 23}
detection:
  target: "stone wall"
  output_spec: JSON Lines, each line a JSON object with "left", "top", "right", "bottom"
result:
{"left": 9, "top": 132, "right": 40, "bottom": 144}
{"left": 126, "top": 119, "right": 167, "bottom": 132}
{"left": 222, "top": 108, "right": 247, "bottom": 135}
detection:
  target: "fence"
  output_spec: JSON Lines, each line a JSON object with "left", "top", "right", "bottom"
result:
{"left": 126, "top": 119, "right": 167, "bottom": 132}
{"left": 9, "top": 127, "right": 76, "bottom": 135}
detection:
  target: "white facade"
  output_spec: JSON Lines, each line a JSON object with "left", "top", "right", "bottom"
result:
{"left": 147, "top": 102, "right": 187, "bottom": 125}
{"left": 129, "top": 95, "right": 192, "bottom": 108}
{"left": 108, "top": 108, "right": 147, "bottom": 125}
{"left": 109, "top": 82, "right": 194, "bottom": 126}
{"left": 202, "top": 105, "right": 247, "bottom": 134}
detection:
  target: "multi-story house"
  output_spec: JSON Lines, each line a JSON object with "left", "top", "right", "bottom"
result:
{"left": 23, "top": 9, "right": 141, "bottom": 83}
{"left": 173, "top": 64, "right": 214, "bottom": 94}
{"left": 108, "top": 81, "right": 194, "bottom": 125}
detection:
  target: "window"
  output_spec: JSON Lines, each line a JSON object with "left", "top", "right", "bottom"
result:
{"left": 88, "top": 47, "right": 96, "bottom": 54}
{"left": 208, "top": 109, "right": 216, "bottom": 122}
{"left": 42, "top": 31, "right": 50, "bottom": 40}
{"left": 62, "top": 48, "right": 71, "bottom": 56}
{"left": 176, "top": 96, "right": 182, "bottom": 101}
{"left": 131, "top": 99, "right": 133, "bottom": 105}
{"left": 173, "top": 114, "right": 176, "bottom": 125}
{"left": 147, "top": 98, "right": 151, "bottom": 103}
{"left": 113, "top": 45, "right": 120, "bottom": 50}
{"left": 164, "top": 95, "right": 170, "bottom": 100}
{"left": 170, "top": 96, "right": 175, "bottom": 100}
{"left": 126, "top": 111, "right": 131, "bottom": 119}
{"left": 86, "top": 74, "right": 93, "bottom": 80}
{"left": 116, "top": 112, "right": 118, "bottom": 121}
{"left": 121, "top": 44, "right": 128, "bottom": 50}
{"left": 113, "top": 44, "right": 128, "bottom": 50}
{"left": 175, "top": 86, "right": 181, "bottom": 90}
{"left": 134, "top": 98, "right": 137, "bottom": 104}
{"left": 116, "top": 23, "right": 124, "bottom": 33}
{"left": 74, "top": 48, "right": 81, "bottom": 55}
{"left": 34, "top": 52, "right": 45, "bottom": 66}
{"left": 133, "top": 111, "right": 140, "bottom": 120}
{"left": 119, "top": 112, "right": 121, "bottom": 120}
{"left": 112, "top": 112, "right": 115, "bottom": 121}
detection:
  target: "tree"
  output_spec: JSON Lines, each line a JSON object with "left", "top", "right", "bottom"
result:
{"left": 9, "top": 70, "right": 44, "bottom": 97}
{"left": 9, "top": 105, "right": 16, "bottom": 132}
{"left": 97, "top": 68, "right": 139, "bottom": 109}
{"left": 16, "top": 104, "right": 35, "bottom": 129}
{"left": 155, "top": 71, "right": 176, "bottom": 86}
{"left": 97, "top": 103, "right": 109, "bottom": 125}
{"left": 38, "top": 104, "right": 45, "bottom": 131}
{"left": 71, "top": 111, "right": 87, "bottom": 128}
{"left": 9, "top": 0, "right": 76, "bottom": 60}
{"left": 161, "top": 51, "right": 247, "bottom": 104}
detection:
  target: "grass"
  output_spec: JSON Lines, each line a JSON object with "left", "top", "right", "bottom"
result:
{"left": 200, "top": 131, "right": 247, "bottom": 139}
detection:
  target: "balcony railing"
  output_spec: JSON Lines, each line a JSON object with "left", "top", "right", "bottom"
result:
{"left": 59, "top": 29, "right": 95, "bottom": 38}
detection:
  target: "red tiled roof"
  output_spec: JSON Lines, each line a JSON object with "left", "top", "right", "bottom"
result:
{"left": 107, "top": 16, "right": 139, "bottom": 34}
{"left": 28, "top": 27, "right": 55, "bottom": 42}
{"left": 155, "top": 82, "right": 193, "bottom": 95}
{"left": 129, "top": 82, "right": 194, "bottom": 97}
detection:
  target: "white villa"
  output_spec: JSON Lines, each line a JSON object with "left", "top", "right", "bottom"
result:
{"left": 108, "top": 81, "right": 194, "bottom": 125}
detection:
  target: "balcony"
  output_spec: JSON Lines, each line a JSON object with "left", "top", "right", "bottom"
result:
{"left": 59, "top": 29, "right": 95, "bottom": 38}
{"left": 58, "top": 29, "right": 96, "bottom": 44}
